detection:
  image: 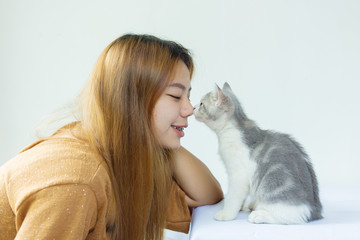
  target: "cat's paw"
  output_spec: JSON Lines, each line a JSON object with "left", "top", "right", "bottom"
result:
{"left": 248, "top": 210, "right": 273, "bottom": 224}
{"left": 214, "top": 210, "right": 238, "bottom": 221}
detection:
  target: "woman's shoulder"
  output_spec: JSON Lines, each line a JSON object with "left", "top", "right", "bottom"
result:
{"left": 1, "top": 133, "right": 112, "bottom": 211}
{"left": 5, "top": 135, "right": 105, "bottom": 178}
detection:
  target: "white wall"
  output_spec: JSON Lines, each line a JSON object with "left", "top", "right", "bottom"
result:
{"left": 1, "top": 0, "right": 360, "bottom": 190}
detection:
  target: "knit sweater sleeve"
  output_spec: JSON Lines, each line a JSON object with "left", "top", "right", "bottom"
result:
{"left": 15, "top": 183, "right": 98, "bottom": 240}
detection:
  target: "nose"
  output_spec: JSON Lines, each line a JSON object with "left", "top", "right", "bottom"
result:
{"left": 181, "top": 98, "right": 194, "bottom": 118}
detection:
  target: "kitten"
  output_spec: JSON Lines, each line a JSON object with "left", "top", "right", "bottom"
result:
{"left": 194, "top": 82, "right": 322, "bottom": 224}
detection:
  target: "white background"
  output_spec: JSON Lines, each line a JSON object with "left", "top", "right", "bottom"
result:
{"left": 1, "top": 0, "right": 360, "bottom": 192}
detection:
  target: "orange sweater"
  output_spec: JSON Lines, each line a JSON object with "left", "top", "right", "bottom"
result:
{"left": 0, "top": 128, "right": 190, "bottom": 239}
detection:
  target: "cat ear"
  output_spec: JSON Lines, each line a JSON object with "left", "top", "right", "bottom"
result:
{"left": 223, "top": 82, "right": 232, "bottom": 91}
{"left": 215, "top": 84, "right": 224, "bottom": 106}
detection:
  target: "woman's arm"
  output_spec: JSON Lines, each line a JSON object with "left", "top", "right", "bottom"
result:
{"left": 173, "top": 146, "right": 223, "bottom": 208}
{"left": 14, "top": 184, "right": 98, "bottom": 239}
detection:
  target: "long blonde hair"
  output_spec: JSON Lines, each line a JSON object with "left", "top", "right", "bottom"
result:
{"left": 79, "top": 34, "right": 193, "bottom": 239}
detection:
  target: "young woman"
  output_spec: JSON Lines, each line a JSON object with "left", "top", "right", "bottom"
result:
{"left": 0, "top": 34, "right": 223, "bottom": 239}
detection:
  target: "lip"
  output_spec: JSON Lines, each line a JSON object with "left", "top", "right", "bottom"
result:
{"left": 171, "top": 124, "right": 187, "bottom": 138}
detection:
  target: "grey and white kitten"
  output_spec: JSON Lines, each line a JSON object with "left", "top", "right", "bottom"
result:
{"left": 194, "top": 82, "right": 322, "bottom": 224}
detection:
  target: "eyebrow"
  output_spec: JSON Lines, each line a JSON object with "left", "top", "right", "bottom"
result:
{"left": 168, "top": 83, "right": 192, "bottom": 92}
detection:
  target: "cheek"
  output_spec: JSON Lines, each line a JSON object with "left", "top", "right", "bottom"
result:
{"left": 152, "top": 100, "right": 173, "bottom": 134}
{"left": 152, "top": 108, "right": 165, "bottom": 134}
{"left": 154, "top": 99, "right": 178, "bottom": 121}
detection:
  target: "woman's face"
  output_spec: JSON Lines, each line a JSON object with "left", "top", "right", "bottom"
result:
{"left": 152, "top": 61, "right": 193, "bottom": 149}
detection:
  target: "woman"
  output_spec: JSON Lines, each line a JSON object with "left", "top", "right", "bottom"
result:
{"left": 0, "top": 34, "right": 223, "bottom": 239}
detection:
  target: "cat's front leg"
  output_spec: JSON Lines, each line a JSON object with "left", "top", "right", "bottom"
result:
{"left": 214, "top": 199, "right": 242, "bottom": 221}
{"left": 214, "top": 177, "right": 249, "bottom": 221}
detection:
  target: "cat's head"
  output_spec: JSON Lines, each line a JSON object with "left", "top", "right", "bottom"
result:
{"left": 194, "top": 82, "right": 235, "bottom": 130}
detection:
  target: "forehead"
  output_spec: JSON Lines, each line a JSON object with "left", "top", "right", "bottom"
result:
{"left": 168, "top": 61, "right": 191, "bottom": 90}
{"left": 168, "top": 82, "right": 187, "bottom": 91}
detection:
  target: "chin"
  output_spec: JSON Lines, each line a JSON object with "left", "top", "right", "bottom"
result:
{"left": 162, "top": 140, "right": 181, "bottom": 150}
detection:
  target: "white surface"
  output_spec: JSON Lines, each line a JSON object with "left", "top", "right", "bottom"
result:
{"left": 189, "top": 186, "right": 360, "bottom": 240}
{"left": 164, "top": 229, "right": 189, "bottom": 240}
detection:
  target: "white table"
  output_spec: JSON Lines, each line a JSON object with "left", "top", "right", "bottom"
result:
{"left": 189, "top": 186, "right": 360, "bottom": 240}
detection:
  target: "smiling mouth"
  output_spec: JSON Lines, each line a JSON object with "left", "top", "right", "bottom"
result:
{"left": 172, "top": 126, "right": 184, "bottom": 132}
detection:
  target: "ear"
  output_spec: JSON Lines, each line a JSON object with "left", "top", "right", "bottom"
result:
{"left": 223, "top": 82, "right": 232, "bottom": 91}
{"left": 214, "top": 84, "right": 224, "bottom": 106}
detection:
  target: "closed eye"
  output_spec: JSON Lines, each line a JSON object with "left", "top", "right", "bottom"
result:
{"left": 168, "top": 94, "right": 181, "bottom": 100}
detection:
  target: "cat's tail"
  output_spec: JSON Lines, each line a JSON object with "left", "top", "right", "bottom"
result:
{"left": 306, "top": 160, "right": 323, "bottom": 220}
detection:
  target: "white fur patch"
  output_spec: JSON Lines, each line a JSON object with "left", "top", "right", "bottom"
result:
{"left": 249, "top": 203, "right": 311, "bottom": 224}
{"left": 213, "top": 120, "right": 258, "bottom": 221}
{"left": 217, "top": 120, "right": 256, "bottom": 184}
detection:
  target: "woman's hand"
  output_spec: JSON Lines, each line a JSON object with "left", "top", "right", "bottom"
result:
{"left": 173, "top": 146, "right": 223, "bottom": 208}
